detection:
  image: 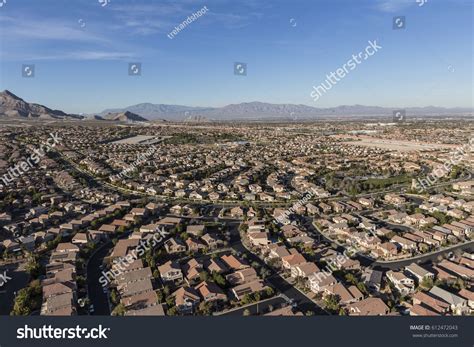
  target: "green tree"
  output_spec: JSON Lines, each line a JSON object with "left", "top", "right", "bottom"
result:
{"left": 25, "top": 256, "right": 42, "bottom": 279}
{"left": 431, "top": 211, "right": 448, "bottom": 225}
{"left": 421, "top": 277, "right": 434, "bottom": 289}
{"left": 345, "top": 273, "right": 357, "bottom": 285}
{"left": 199, "top": 271, "right": 210, "bottom": 282}
{"left": 357, "top": 282, "right": 369, "bottom": 295}
{"left": 198, "top": 301, "right": 213, "bottom": 315}
{"left": 11, "top": 280, "right": 42, "bottom": 316}
{"left": 110, "top": 289, "right": 119, "bottom": 305}
{"left": 265, "top": 287, "right": 274, "bottom": 298}
{"left": 166, "top": 296, "right": 175, "bottom": 307}
{"left": 212, "top": 272, "right": 227, "bottom": 288}
{"left": 156, "top": 290, "right": 164, "bottom": 303}
{"left": 112, "top": 303, "right": 126, "bottom": 316}
{"left": 167, "top": 306, "right": 178, "bottom": 316}
{"left": 323, "top": 294, "right": 341, "bottom": 313}
{"left": 451, "top": 278, "right": 465, "bottom": 291}
{"left": 254, "top": 291, "right": 261, "bottom": 302}
{"left": 241, "top": 294, "right": 252, "bottom": 305}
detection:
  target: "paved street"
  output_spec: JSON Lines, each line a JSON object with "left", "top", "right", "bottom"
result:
{"left": 218, "top": 296, "right": 288, "bottom": 316}
{"left": 307, "top": 216, "right": 474, "bottom": 271}
{"left": 0, "top": 262, "right": 29, "bottom": 315}
{"left": 372, "top": 241, "right": 474, "bottom": 270}
{"left": 87, "top": 242, "right": 114, "bottom": 316}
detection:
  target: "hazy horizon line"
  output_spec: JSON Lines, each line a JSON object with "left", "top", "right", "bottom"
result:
{"left": 1, "top": 89, "right": 473, "bottom": 115}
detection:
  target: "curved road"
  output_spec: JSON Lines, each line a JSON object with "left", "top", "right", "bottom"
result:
{"left": 372, "top": 240, "right": 474, "bottom": 270}
{"left": 87, "top": 242, "right": 115, "bottom": 315}
{"left": 217, "top": 296, "right": 288, "bottom": 316}
{"left": 308, "top": 218, "right": 474, "bottom": 271}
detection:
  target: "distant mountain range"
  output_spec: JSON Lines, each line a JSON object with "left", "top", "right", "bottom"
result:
{"left": 0, "top": 90, "right": 83, "bottom": 120}
{"left": 0, "top": 90, "right": 472, "bottom": 122}
{"left": 0, "top": 90, "right": 146, "bottom": 122}
{"left": 99, "top": 103, "right": 211, "bottom": 120}
{"left": 100, "top": 111, "right": 148, "bottom": 122}
{"left": 98, "top": 101, "right": 473, "bottom": 121}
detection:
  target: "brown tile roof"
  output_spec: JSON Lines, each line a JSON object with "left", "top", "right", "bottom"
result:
{"left": 348, "top": 298, "right": 389, "bottom": 316}
{"left": 221, "top": 254, "right": 248, "bottom": 270}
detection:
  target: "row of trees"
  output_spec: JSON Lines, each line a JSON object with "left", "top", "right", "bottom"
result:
{"left": 11, "top": 280, "right": 42, "bottom": 316}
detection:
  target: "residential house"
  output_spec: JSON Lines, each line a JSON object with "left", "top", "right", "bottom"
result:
{"left": 158, "top": 260, "right": 183, "bottom": 283}
{"left": 231, "top": 280, "right": 267, "bottom": 301}
{"left": 405, "top": 263, "right": 435, "bottom": 283}
{"left": 386, "top": 270, "right": 415, "bottom": 295}
{"left": 173, "top": 287, "right": 201, "bottom": 314}
{"left": 164, "top": 238, "right": 187, "bottom": 254}
{"left": 347, "top": 298, "right": 390, "bottom": 316}
{"left": 195, "top": 281, "right": 227, "bottom": 303}
{"left": 429, "top": 286, "right": 468, "bottom": 315}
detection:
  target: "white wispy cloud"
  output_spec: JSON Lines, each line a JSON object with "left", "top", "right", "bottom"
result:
{"left": 0, "top": 15, "right": 135, "bottom": 61}
{"left": 35, "top": 51, "right": 136, "bottom": 61}
{"left": 374, "top": 0, "right": 415, "bottom": 12}
{"left": 109, "top": 2, "right": 187, "bottom": 35}
{"left": 0, "top": 16, "right": 109, "bottom": 43}
{"left": 0, "top": 0, "right": 267, "bottom": 61}
{"left": 206, "top": 11, "right": 263, "bottom": 29}
{"left": 108, "top": 0, "right": 265, "bottom": 35}
{"left": 0, "top": 49, "right": 136, "bottom": 61}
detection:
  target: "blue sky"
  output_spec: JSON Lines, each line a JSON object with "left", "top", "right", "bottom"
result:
{"left": 0, "top": 0, "right": 472, "bottom": 113}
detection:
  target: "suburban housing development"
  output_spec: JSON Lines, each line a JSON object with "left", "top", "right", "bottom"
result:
{"left": 0, "top": 96, "right": 472, "bottom": 317}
